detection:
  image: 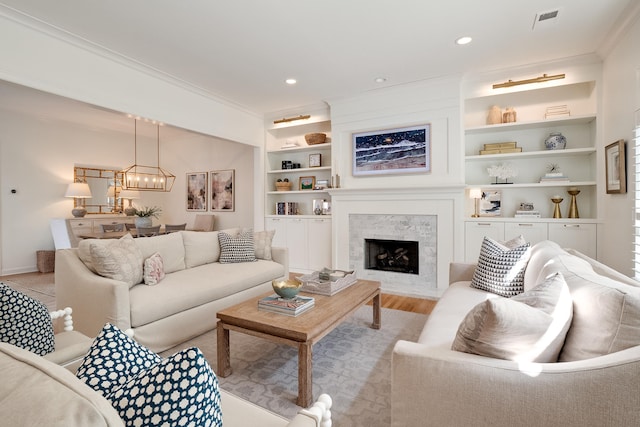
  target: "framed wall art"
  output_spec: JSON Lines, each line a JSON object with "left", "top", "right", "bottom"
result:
{"left": 352, "top": 124, "right": 431, "bottom": 176}
{"left": 186, "top": 172, "right": 207, "bottom": 211}
{"left": 299, "top": 176, "right": 316, "bottom": 191}
{"left": 605, "top": 139, "right": 626, "bottom": 194}
{"left": 479, "top": 190, "right": 501, "bottom": 216}
{"left": 210, "top": 169, "right": 235, "bottom": 211}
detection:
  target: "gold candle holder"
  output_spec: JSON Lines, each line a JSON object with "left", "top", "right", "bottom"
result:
{"left": 551, "top": 197, "right": 563, "bottom": 219}
{"left": 567, "top": 188, "right": 580, "bottom": 218}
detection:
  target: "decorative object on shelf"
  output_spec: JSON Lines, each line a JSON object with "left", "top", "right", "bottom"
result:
{"left": 332, "top": 174, "right": 341, "bottom": 188}
{"left": 271, "top": 279, "right": 303, "bottom": 299}
{"left": 480, "top": 141, "right": 521, "bottom": 155}
{"left": 322, "top": 201, "right": 331, "bottom": 215}
{"left": 273, "top": 114, "right": 310, "bottom": 125}
{"left": 309, "top": 153, "right": 322, "bottom": 167}
{"left": 492, "top": 73, "right": 565, "bottom": 89}
{"left": 276, "top": 201, "right": 298, "bottom": 215}
{"left": 64, "top": 182, "right": 92, "bottom": 217}
{"left": 551, "top": 196, "right": 563, "bottom": 219}
{"left": 314, "top": 179, "right": 329, "bottom": 190}
{"left": 502, "top": 107, "right": 517, "bottom": 123}
{"left": 515, "top": 202, "right": 540, "bottom": 218}
{"left": 280, "top": 139, "right": 299, "bottom": 149}
{"left": 122, "top": 120, "right": 175, "bottom": 192}
{"left": 540, "top": 163, "right": 569, "bottom": 183}
{"left": 544, "top": 132, "right": 567, "bottom": 150}
{"left": 469, "top": 188, "right": 483, "bottom": 217}
{"left": 119, "top": 189, "right": 141, "bottom": 216}
{"left": 305, "top": 133, "right": 327, "bottom": 145}
{"left": 567, "top": 187, "right": 580, "bottom": 218}
{"left": 275, "top": 178, "right": 292, "bottom": 191}
{"left": 186, "top": 172, "right": 207, "bottom": 212}
{"left": 134, "top": 206, "right": 161, "bottom": 228}
{"left": 299, "top": 176, "right": 316, "bottom": 191}
{"left": 487, "top": 163, "right": 517, "bottom": 184}
{"left": 605, "top": 139, "right": 626, "bottom": 194}
{"left": 313, "top": 199, "right": 325, "bottom": 215}
{"left": 487, "top": 105, "right": 502, "bottom": 125}
{"left": 479, "top": 190, "right": 501, "bottom": 216}
{"left": 210, "top": 169, "right": 234, "bottom": 211}
{"left": 544, "top": 105, "right": 571, "bottom": 119}
{"left": 352, "top": 124, "right": 431, "bottom": 176}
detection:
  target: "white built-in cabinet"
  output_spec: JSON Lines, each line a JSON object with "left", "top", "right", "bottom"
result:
{"left": 264, "top": 108, "right": 333, "bottom": 273}
{"left": 464, "top": 78, "right": 600, "bottom": 260}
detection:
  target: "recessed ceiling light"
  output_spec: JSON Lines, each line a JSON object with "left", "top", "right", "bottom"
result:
{"left": 374, "top": 77, "right": 387, "bottom": 83}
{"left": 285, "top": 78, "right": 297, "bottom": 85}
{"left": 455, "top": 36, "right": 472, "bottom": 45}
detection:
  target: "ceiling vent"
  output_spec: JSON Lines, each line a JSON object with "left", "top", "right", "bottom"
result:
{"left": 532, "top": 9, "right": 560, "bottom": 30}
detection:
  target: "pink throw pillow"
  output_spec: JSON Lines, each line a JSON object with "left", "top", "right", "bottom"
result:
{"left": 143, "top": 252, "right": 165, "bottom": 286}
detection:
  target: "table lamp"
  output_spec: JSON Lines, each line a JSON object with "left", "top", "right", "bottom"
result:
{"left": 119, "top": 189, "right": 141, "bottom": 216}
{"left": 469, "top": 188, "right": 483, "bottom": 217}
{"left": 65, "top": 182, "right": 92, "bottom": 217}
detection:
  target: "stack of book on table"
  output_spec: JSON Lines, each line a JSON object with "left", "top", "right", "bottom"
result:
{"left": 258, "top": 295, "right": 315, "bottom": 316}
{"left": 514, "top": 210, "right": 541, "bottom": 218}
{"left": 479, "top": 141, "right": 522, "bottom": 155}
{"left": 539, "top": 172, "right": 570, "bottom": 183}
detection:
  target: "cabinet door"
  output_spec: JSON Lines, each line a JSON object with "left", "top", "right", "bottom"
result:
{"left": 286, "top": 218, "right": 308, "bottom": 271}
{"left": 465, "top": 221, "right": 505, "bottom": 262}
{"left": 265, "top": 217, "right": 287, "bottom": 248}
{"left": 504, "top": 222, "right": 547, "bottom": 246}
{"left": 307, "top": 218, "right": 331, "bottom": 271}
{"left": 548, "top": 223, "right": 597, "bottom": 258}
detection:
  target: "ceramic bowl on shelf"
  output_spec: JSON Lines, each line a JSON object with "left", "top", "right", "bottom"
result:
{"left": 272, "top": 279, "right": 302, "bottom": 299}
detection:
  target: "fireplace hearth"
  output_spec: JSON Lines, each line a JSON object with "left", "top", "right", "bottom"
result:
{"left": 365, "top": 238, "right": 419, "bottom": 275}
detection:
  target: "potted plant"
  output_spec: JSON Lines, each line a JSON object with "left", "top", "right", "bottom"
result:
{"left": 134, "top": 206, "right": 161, "bottom": 228}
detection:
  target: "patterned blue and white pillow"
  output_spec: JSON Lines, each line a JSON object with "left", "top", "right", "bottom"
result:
{"left": 470, "top": 236, "right": 531, "bottom": 297}
{"left": 218, "top": 230, "right": 257, "bottom": 263}
{"left": 0, "top": 282, "right": 54, "bottom": 355}
{"left": 76, "top": 323, "right": 162, "bottom": 396}
{"left": 107, "top": 347, "right": 223, "bottom": 427}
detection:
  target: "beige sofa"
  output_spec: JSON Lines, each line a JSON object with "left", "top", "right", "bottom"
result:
{"left": 0, "top": 342, "right": 330, "bottom": 427}
{"left": 392, "top": 240, "right": 640, "bottom": 427}
{"left": 55, "top": 230, "right": 288, "bottom": 352}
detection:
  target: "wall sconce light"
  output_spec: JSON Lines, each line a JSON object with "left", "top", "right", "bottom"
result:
{"left": 118, "top": 189, "right": 141, "bottom": 216}
{"left": 469, "top": 188, "right": 483, "bottom": 218}
{"left": 65, "top": 182, "right": 92, "bottom": 217}
{"left": 273, "top": 114, "right": 311, "bottom": 125}
{"left": 492, "top": 73, "right": 565, "bottom": 89}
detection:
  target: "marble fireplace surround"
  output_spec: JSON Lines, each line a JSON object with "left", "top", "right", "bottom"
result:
{"left": 329, "top": 186, "right": 464, "bottom": 299}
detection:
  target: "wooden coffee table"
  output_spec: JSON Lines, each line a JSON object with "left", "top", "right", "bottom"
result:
{"left": 216, "top": 279, "right": 381, "bottom": 407}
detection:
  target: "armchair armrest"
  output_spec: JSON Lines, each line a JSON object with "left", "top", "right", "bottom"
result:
{"left": 50, "top": 307, "right": 73, "bottom": 331}
{"left": 392, "top": 340, "right": 640, "bottom": 427}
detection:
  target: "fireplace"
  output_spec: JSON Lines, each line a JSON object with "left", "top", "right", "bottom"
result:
{"left": 365, "top": 238, "right": 419, "bottom": 275}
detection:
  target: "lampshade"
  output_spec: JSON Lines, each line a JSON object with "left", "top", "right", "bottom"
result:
{"left": 118, "top": 189, "right": 141, "bottom": 200}
{"left": 469, "top": 188, "right": 483, "bottom": 199}
{"left": 64, "top": 182, "right": 92, "bottom": 198}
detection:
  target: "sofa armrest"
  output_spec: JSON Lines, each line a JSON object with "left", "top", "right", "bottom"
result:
{"left": 271, "top": 246, "right": 289, "bottom": 279}
{"left": 449, "top": 262, "right": 476, "bottom": 284}
{"left": 55, "top": 249, "right": 131, "bottom": 339}
{"left": 392, "top": 340, "right": 640, "bottom": 427}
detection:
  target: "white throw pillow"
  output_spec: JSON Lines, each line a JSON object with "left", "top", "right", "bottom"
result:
{"left": 254, "top": 229, "right": 275, "bottom": 260}
{"left": 452, "top": 272, "right": 573, "bottom": 363}
{"left": 470, "top": 236, "right": 531, "bottom": 297}
{"left": 89, "top": 234, "right": 143, "bottom": 287}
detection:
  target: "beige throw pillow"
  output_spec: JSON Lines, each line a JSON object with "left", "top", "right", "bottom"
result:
{"left": 452, "top": 272, "right": 573, "bottom": 363}
{"left": 89, "top": 234, "right": 143, "bottom": 287}
{"left": 254, "top": 230, "right": 275, "bottom": 260}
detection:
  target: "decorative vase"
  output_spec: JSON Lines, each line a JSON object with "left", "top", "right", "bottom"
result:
{"left": 545, "top": 132, "right": 567, "bottom": 150}
{"left": 567, "top": 188, "right": 580, "bottom": 218}
{"left": 487, "top": 105, "right": 502, "bottom": 125}
{"left": 502, "top": 107, "right": 517, "bottom": 123}
{"left": 135, "top": 217, "right": 152, "bottom": 228}
{"left": 551, "top": 197, "right": 563, "bottom": 219}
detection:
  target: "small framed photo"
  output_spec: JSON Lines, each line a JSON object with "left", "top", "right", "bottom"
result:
{"left": 299, "top": 176, "right": 316, "bottom": 191}
{"left": 605, "top": 139, "right": 626, "bottom": 194}
{"left": 315, "top": 179, "right": 329, "bottom": 190}
{"left": 309, "top": 153, "right": 322, "bottom": 168}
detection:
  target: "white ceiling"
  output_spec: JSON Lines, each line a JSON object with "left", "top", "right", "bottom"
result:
{"left": 0, "top": 0, "right": 636, "bottom": 117}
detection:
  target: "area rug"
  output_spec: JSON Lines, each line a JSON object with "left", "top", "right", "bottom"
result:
{"left": 161, "top": 306, "right": 427, "bottom": 426}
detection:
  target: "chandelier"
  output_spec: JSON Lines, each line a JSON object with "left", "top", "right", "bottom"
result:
{"left": 122, "top": 120, "right": 175, "bottom": 192}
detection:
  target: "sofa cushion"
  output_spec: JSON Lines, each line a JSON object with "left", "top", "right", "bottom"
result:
{"left": 90, "top": 234, "right": 144, "bottom": 287}
{"left": 76, "top": 323, "right": 162, "bottom": 397}
{"left": 254, "top": 230, "right": 276, "bottom": 261}
{"left": 452, "top": 272, "right": 573, "bottom": 362}
{"left": 143, "top": 253, "right": 165, "bottom": 286}
{"left": 78, "top": 238, "right": 112, "bottom": 273}
{"left": 181, "top": 231, "right": 221, "bottom": 268}
{"left": 135, "top": 232, "right": 186, "bottom": 274}
{"left": 106, "top": 347, "right": 223, "bottom": 427}
{"left": 0, "top": 282, "right": 54, "bottom": 356}
{"left": 219, "top": 230, "right": 257, "bottom": 263}
{"left": 470, "top": 236, "right": 531, "bottom": 297}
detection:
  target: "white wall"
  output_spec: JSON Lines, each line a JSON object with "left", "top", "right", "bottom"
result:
{"left": 0, "top": 109, "right": 255, "bottom": 275}
{"left": 600, "top": 13, "right": 640, "bottom": 275}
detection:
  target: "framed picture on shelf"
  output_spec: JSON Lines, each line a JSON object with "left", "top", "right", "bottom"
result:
{"left": 352, "top": 124, "right": 431, "bottom": 176}
{"left": 186, "top": 172, "right": 207, "bottom": 211}
{"left": 210, "top": 169, "right": 235, "bottom": 211}
{"left": 309, "top": 153, "right": 322, "bottom": 168}
{"left": 479, "top": 190, "right": 501, "bottom": 216}
{"left": 315, "top": 179, "right": 329, "bottom": 190}
{"left": 605, "top": 139, "right": 626, "bottom": 194}
{"left": 299, "top": 176, "right": 316, "bottom": 191}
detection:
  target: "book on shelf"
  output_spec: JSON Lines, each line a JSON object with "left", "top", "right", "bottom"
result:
{"left": 539, "top": 176, "right": 570, "bottom": 183}
{"left": 479, "top": 147, "right": 523, "bottom": 155}
{"left": 515, "top": 210, "right": 541, "bottom": 218}
{"left": 484, "top": 142, "right": 517, "bottom": 150}
{"left": 275, "top": 201, "right": 298, "bottom": 215}
{"left": 258, "top": 294, "right": 315, "bottom": 316}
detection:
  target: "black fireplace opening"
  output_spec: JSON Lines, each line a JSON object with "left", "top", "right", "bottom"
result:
{"left": 364, "top": 238, "right": 419, "bottom": 275}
